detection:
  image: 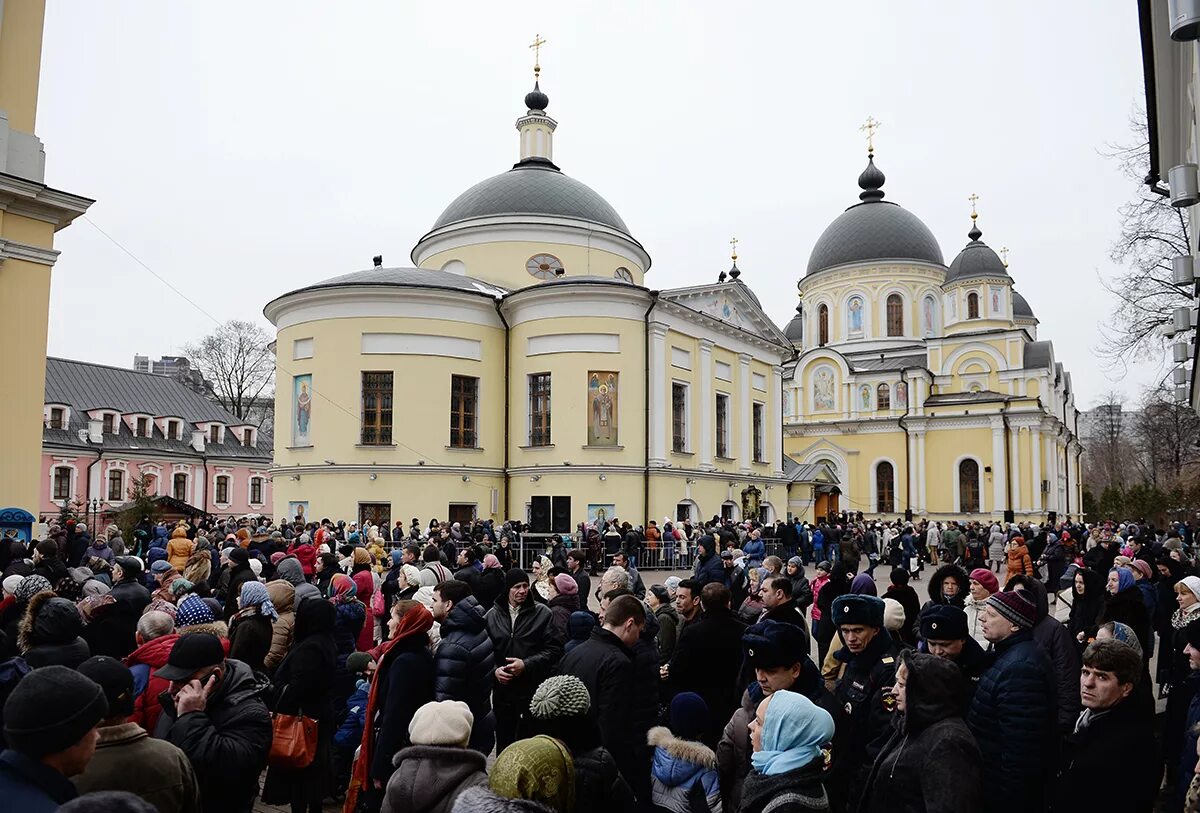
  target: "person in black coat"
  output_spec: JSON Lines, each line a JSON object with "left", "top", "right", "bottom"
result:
{"left": 567, "top": 551, "right": 592, "bottom": 605}
{"left": 221, "top": 549, "right": 257, "bottom": 622}
{"left": 228, "top": 582, "right": 276, "bottom": 676}
{"left": 665, "top": 583, "right": 747, "bottom": 746}
{"left": 110, "top": 556, "right": 151, "bottom": 618}
{"left": 858, "top": 650, "right": 982, "bottom": 813}
{"left": 475, "top": 556, "right": 505, "bottom": 611}
{"left": 1007, "top": 575, "right": 1081, "bottom": 732}
{"left": 1051, "top": 639, "right": 1159, "bottom": 813}
{"left": 692, "top": 536, "right": 728, "bottom": 589}
{"left": 921, "top": 564, "right": 968, "bottom": 612}
{"left": 1101, "top": 566, "right": 1153, "bottom": 665}
{"left": 261, "top": 599, "right": 338, "bottom": 813}
{"left": 815, "top": 560, "right": 855, "bottom": 663}
{"left": 883, "top": 568, "right": 921, "bottom": 648}
{"left": 17, "top": 592, "right": 90, "bottom": 668}
{"left": 1067, "top": 567, "right": 1106, "bottom": 644}
{"left": 966, "top": 590, "right": 1056, "bottom": 813}
{"left": 483, "top": 568, "right": 563, "bottom": 752}
{"left": 431, "top": 581, "right": 496, "bottom": 754}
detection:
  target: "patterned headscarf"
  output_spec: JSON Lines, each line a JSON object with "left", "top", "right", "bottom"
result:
{"left": 14, "top": 575, "right": 52, "bottom": 604}
{"left": 176, "top": 594, "right": 214, "bottom": 627}
{"left": 329, "top": 572, "right": 357, "bottom": 604}
{"left": 239, "top": 580, "right": 278, "bottom": 621}
{"left": 490, "top": 735, "right": 576, "bottom": 813}
{"left": 77, "top": 593, "right": 116, "bottom": 623}
{"left": 483, "top": 554, "right": 502, "bottom": 571}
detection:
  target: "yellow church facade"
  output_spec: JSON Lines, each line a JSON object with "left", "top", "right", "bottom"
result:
{"left": 782, "top": 152, "right": 1082, "bottom": 523}
{"left": 0, "top": 1, "right": 93, "bottom": 513}
{"left": 265, "top": 70, "right": 798, "bottom": 531}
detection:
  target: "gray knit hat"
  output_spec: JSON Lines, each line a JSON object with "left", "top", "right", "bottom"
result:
{"left": 529, "top": 675, "right": 591, "bottom": 719}
{"left": 4, "top": 665, "right": 107, "bottom": 757}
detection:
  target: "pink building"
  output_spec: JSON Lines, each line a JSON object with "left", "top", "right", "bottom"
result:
{"left": 40, "top": 357, "right": 272, "bottom": 520}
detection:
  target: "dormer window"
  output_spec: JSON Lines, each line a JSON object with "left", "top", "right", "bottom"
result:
{"left": 136, "top": 417, "right": 150, "bottom": 438}
{"left": 209, "top": 425, "right": 221, "bottom": 444}
{"left": 167, "top": 420, "right": 181, "bottom": 440}
{"left": 243, "top": 428, "right": 255, "bottom": 447}
{"left": 102, "top": 413, "right": 116, "bottom": 435}
{"left": 49, "top": 408, "right": 65, "bottom": 430}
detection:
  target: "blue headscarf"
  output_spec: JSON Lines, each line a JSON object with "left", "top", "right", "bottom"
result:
{"left": 1110, "top": 566, "right": 1135, "bottom": 594}
{"left": 749, "top": 689, "right": 835, "bottom": 777}
{"left": 239, "top": 580, "right": 279, "bottom": 621}
{"left": 391, "top": 549, "right": 404, "bottom": 567}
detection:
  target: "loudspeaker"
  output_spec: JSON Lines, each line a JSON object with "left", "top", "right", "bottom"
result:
{"left": 530, "top": 496, "right": 550, "bottom": 533}
{"left": 551, "top": 496, "right": 572, "bottom": 534}
{"left": 1003, "top": 510, "right": 1015, "bottom": 524}
{"left": 1047, "top": 510, "right": 1057, "bottom": 525}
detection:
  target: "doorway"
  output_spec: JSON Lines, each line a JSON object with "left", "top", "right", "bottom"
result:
{"left": 448, "top": 503, "right": 476, "bottom": 526}
{"left": 358, "top": 502, "right": 391, "bottom": 531}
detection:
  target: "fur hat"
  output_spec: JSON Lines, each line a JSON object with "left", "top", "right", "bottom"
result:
{"left": 830, "top": 594, "right": 885, "bottom": 629}
{"left": 408, "top": 699, "right": 473, "bottom": 747}
{"left": 919, "top": 604, "right": 968, "bottom": 640}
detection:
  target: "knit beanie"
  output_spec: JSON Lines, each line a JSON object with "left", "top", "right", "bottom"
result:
{"left": 985, "top": 590, "right": 1037, "bottom": 631}
{"left": 882, "top": 597, "right": 906, "bottom": 632}
{"left": 14, "top": 574, "right": 52, "bottom": 603}
{"left": 346, "top": 652, "right": 374, "bottom": 676}
{"left": 649, "top": 584, "right": 670, "bottom": 606}
{"left": 552, "top": 574, "right": 578, "bottom": 596}
{"left": 668, "top": 692, "right": 709, "bottom": 741}
{"left": 529, "top": 675, "right": 592, "bottom": 719}
{"left": 3, "top": 665, "right": 107, "bottom": 758}
{"left": 968, "top": 568, "right": 999, "bottom": 594}
{"left": 2, "top": 574, "right": 22, "bottom": 598}
{"left": 408, "top": 700, "right": 474, "bottom": 747}
{"left": 505, "top": 568, "right": 530, "bottom": 590}
{"left": 399, "top": 564, "right": 421, "bottom": 587}
{"left": 248, "top": 558, "right": 263, "bottom": 578}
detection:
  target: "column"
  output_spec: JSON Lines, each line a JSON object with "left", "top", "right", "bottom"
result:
{"left": 648, "top": 322, "right": 669, "bottom": 467}
{"left": 1030, "top": 427, "right": 1043, "bottom": 514}
{"left": 1046, "top": 435, "right": 1059, "bottom": 513}
{"left": 991, "top": 417, "right": 1007, "bottom": 517}
{"left": 915, "top": 431, "right": 927, "bottom": 513}
{"left": 698, "top": 340, "right": 714, "bottom": 471}
{"left": 738, "top": 353, "right": 752, "bottom": 473}
{"left": 1009, "top": 426, "right": 1022, "bottom": 514}
{"left": 771, "top": 365, "right": 784, "bottom": 477}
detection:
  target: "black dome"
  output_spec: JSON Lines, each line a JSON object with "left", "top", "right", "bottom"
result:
{"left": 1013, "top": 290, "right": 1035, "bottom": 318}
{"left": 783, "top": 304, "right": 804, "bottom": 341}
{"left": 806, "top": 155, "right": 944, "bottom": 276}
{"left": 524, "top": 81, "right": 549, "bottom": 111}
{"left": 945, "top": 224, "right": 1009, "bottom": 283}
{"left": 431, "top": 160, "right": 629, "bottom": 234}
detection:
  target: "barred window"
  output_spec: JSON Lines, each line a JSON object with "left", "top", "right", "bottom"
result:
{"left": 529, "top": 373, "right": 552, "bottom": 446}
{"left": 361, "top": 371, "right": 394, "bottom": 445}
{"left": 672, "top": 383, "right": 688, "bottom": 453}
{"left": 450, "top": 375, "right": 479, "bottom": 448}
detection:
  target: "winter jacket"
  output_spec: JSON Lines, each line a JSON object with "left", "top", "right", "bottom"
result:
{"left": 0, "top": 749, "right": 79, "bottom": 813}
{"left": 649, "top": 726, "right": 721, "bottom": 813}
{"left": 433, "top": 596, "right": 496, "bottom": 754}
{"left": 369, "top": 636, "right": 435, "bottom": 781}
{"left": 475, "top": 567, "right": 505, "bottom": 610}
{"left": 484, "top": 593, "right": 563, "bottom": 714}
{"left": 87, "top": 538, "right": 114, "bottom": 565}
{"left": 548, "top": 593, "right": 579, "bottom": 641}
{"left": 743, "top": 537, "right": 766, "bottom": 567}
{"left": 18, "top": 592, "right": 90, "bottom": 669}
{"left": 668, "top": 607, "right": 747, "bottom": 745}
{"left": 1051, "top": 692, "right": 1158, "bottom": 813}
{"left": 759, "top": 599, "right": 812, "bottom": 653}
{"left": 1102, "top": 584, "right": 1153, "bottom": 663}
{"left": 287, "top": 541, "right": 316, "bottom": 577}
{"left": 693, "top": 538, "right": 728, "bottom": 589}
{"left": 222, "top": 563, "right": 256, "bottom": 621}
{"left": 110, "top": 578, "right": 151, "bottom": 618}
{"left": 790, "top": 574, "right": 813, "bottom": 612}
{"left": 228, "top": 609, "right": 274, "bottom": 675}
{"left": 334, "top": 678, "right": 370, "bottom": 750}
{"left": 965, "top": 630, "right": 1056, "bottom": 813}
{"left": 566, "top": 610, "right": 596, "bottom": 654}
{"left": 125, "top": 632, "right": 180, "bottom": 734}
{"left": 560, "top": 627, "right": 640, "bottom": 784}
{"left": 167, "top": 528, "right": 195, "bottom": 571}
{"left": 332, "top": 600, "right": 366, "bottom": 669}
{"left": 351, "top": 566, "right": 377, "bottom": 651}
{"left": 73, "top": 722, "right": 202, "bottom": 813}
{"left": 1066, "top": 568, "right": 1105, "bottom": 640}
{"left": 1005, "top": 542, "right": 1035, "bottom": 577}
{"left": 263, "top": 580, "right": 296, "bottom": 672}
{"left": 655, "top": 604, "right": 680, "bottom": 664}
{"left": 154, "top": 658, "right": 273, "bottom": 813}
{"left": 574, "top": 744, "right": 639, "bottom": 813}
{"left": 828, "top": 629, "right": 901, "bottom": 809}
{"left": 857, "top": 652, "right": 982, "bottom": 813}
{"left": 739, "top": 761, "right": 830, "bottom": 813}
{"left": 923, "top": 565, "right": 968, "bottom": 610}
{"left": 963, "top": 594, "right": 989, "bottom": 647}
{"left": 382, "top": 744, "right": 488, "bottom": 813}
{"left": 1008, "top": 576, "right": 1081, "bottom": 730}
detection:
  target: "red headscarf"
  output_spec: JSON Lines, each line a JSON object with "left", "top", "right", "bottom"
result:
{"left": 343, "top": 603, "right": 433, "bottom": 812}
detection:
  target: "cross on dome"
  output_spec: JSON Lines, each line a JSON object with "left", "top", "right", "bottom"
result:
{"left": 859, "top": 116, "right": 882, "bottom": 154}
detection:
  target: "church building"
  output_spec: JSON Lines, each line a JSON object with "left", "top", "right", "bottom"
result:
{"left": 782, "top": 139, "right": 1082, "bottom": 523}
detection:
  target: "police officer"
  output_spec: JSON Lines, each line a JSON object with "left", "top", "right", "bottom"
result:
{"left": 917, "top": 604, "right": 991, "bottom": 704}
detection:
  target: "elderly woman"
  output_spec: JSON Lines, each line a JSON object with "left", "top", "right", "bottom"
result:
{"left": 488, "top": 735, "right": 576, "bottom": 813}
{"left": 229, "top": 579, "right": 278, "bottom": 674}
{"left": 530, "top": 555, "right": 554, "bottom": 603}
{"left": 329, "top": 573, "right": 365, "bottom": 671}
{"left": 1102, "top": 565, "right": 1153, "bottom": 663}
{"left": 740, "top": 689, "right": 833, "bottom": 813}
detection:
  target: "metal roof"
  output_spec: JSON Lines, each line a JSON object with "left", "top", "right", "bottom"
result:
{"left": 806, "top": 200, "right": 945, "bottom": 276}
{"left": 925, "top": 390, "right": 1011, "bottom": 406}
{"left": 1023, "top": 341, "right": 1053, "bottom": 370}
{"left": 945, "top": 231, "right": 1010, "bottom": 283}
{"left": 270, "top": 266, "right": 508, "bottom": 303}
{"left": 1013, "top": 290, "right": 1035, "bottom": 318}
{"left": 849, "top": 353, "right": 927, "bottom": 373}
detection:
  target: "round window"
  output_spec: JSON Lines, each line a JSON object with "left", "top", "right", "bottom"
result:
{"left": 526, "top": 254, "right": 563, "bottom": 279}
{"left": 614, "top": 267, "right": 634, "bottom": 282}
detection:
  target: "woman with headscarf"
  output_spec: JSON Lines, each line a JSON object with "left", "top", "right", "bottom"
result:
{"left": 1102, "top": 566, "right": 1153, "bottom": 664}
{"left": 1165, "top": 576, "right": 1200, "bottom": 774}
{"left": 530, "top": 555, "right": 553, "bottom": 603}
{"left": 739, "top": 689, "right": 833, "bottom": 813}
{"left": 77, "top": 593, "right": 129, "bottom": 659}
{"left": 329, "top": 573, "right": 366, "bottom": 671}
{"left": 346, "top": 600, "right": 435, "bottom": 813}
{"left": 1, "top": 574, "right": 52, "bottom": 656}
{"left": 262, "top": 599, "right": 338, "bottom": 813}
{"left": 475, "top": 554, "right": 505, "bottom": 610}
{"left": 350, "top": 548, "right": 377, "bottom": 652}
{"left": 229, "top": 579, "right": 278, "bottom": 675}
{"left": 1067, "top": 567, "right": 1106, "bottom": 645}
{"left": 489, "top": 735, "right": 576, "bottom": 813}
{"left": 314, "top": 552, "right": 339, "bottom": 598}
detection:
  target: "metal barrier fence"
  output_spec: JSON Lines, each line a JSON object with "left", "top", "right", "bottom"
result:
{"left": 508, "top": 536, "right": 802, "bottom": 572}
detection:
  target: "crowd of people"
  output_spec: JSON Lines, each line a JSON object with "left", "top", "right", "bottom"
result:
{"left": 0, "top": 511, "right": 1196, "bottom": 813}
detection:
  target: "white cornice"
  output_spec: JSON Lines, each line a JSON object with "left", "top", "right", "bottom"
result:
{"left": 0, "top": 237, "right": 59, "bottom": 266}
{"left": 265, "top": 285, "right": 504, "bottom": 330}
{"left": 411, "top": 216, "right": 652, "bottom": 271}
{"left": 653, "top": 298, "right": 792, "bottom": 361}
{"left": 0, "top": 173, "right": 93, "bottom": 230}
{"left": 502, "top": 282, "right": 650, "bottom": 326}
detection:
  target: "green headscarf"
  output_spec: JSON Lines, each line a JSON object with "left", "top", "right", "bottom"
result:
{"left": 490, "top": 735, "right": 575, "bottom": 813}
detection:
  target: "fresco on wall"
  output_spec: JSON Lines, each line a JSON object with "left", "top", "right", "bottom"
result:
{"left": 587, "top": 504, "right": 616, "bottom": 527}
{"left": 813, "top": 367, "right": 835, "bottom": 411}
{"left": 293, "top": 375, "right": 313, "bottom": 447}
{"left": 587, "top": 371, "right": 618, "bottom": 446}
{"left": 859, "top": 384, "right": 871, "bottom": 410}
{"left": 287, "top": 501, "right": 309, "bottom": 523}
{"left": 923, "top": 296, "right": 936, "bottom": 337}
{"left": 895, "top": 381, "right": 908, "bottom": 409}
{"left": 848, "top": 296, "right": 864, "bottom": 334}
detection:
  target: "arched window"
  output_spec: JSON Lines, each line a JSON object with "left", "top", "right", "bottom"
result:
{"left": 959, "top": 459, "right": 980, "bottom": 513}
{"left": 876, "top": 462, "right": 895, "bottom": 514}
{"left": 877, "top": 383, "right": 890, "bottom": 410}
{"left": 967, "top": 292, "right": 980, "bottom": 319}
{"left": 818, "top": 304, "right": 829, "bottom": 346}
{"left": 886, "top": 294, "right": 904, "bottom": 336}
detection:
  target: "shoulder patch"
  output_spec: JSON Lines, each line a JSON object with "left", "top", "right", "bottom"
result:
{"left": 881, "top": 656, "right": 894, "bottom": 664}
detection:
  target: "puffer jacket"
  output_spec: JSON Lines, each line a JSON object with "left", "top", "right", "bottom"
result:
{"left": 573, "top": 744, "right": 639, "bottom": 813}
{"left": 648, "top": 726, "right": 721, "bottom": 813}
{"left": 857, "top": 651, "right": 982, "bottom": 813}
{"left": 263, "top": 580, "right": 296, "bottom": 672}
{"left": 382, "top": 744, "right": 488, "bottom": 813}
{"left": 166, "top": 527, "right": 194, "bottom": 570}
{"left": 154, "top": 658, "right": 273, "bottom": 813}
{"left": 966, "top": 629, "right": 1055, "bottom": 813}
{"left": 1006, "top": 575, "right": 1080, "bottom": 730}
{"left": 146, "top": 527, "right": 169, "bottom": 570}
{"left": 1005, "top": 541, "right": 1034, "bottom": 577}
{"left": 287, "top": 541, "right": 316, "bottom": 577}
{"left": 332, "top": 600, "right": 366, "bottom": 670}
{"left": 742, "top": 536, "right": 766, "bottom": 567}
{"left": 433, "top": 596, "right": 496, "bottom": 754}
{"left": 693, "top": 537, "right": 728, "bottom": 588}
{"left": 18, "top": 592, "right": 90, "bottom": 668}
{"left": 124, "top": 631, "right": 179, "bottom": 734}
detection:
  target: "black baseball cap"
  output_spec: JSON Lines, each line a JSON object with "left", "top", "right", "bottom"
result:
{"left": 78, "top": 656, "right": 136, "bottom": 717}
{"left": 114, "top": 556, "right": 143, "bottom": 575}
{"left": 155, "top": 633, "right": 225, "bottom": 681}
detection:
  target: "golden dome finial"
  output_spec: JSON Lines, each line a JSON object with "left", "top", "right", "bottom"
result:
{"left": 729, "top": 236, "right": 738, "bottom": 263}
{"left": 529, "top": 33, "right": 546, "bottom": 79}
{"left": 968, "top": 192, "right": 980, "bottom": 222}
{"left": 859, "top": 115, "right": 881, "bottom": 155}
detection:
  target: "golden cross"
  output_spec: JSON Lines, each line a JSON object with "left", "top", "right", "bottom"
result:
{"left": 530, "top": 34, "right": 547, "bottom": 76}
{"left": 730, "top": 236, "right": 738, "bottom": 261}
{"left": 1000, "top": 246, "right": 1009, "bottom": 267}
{"left": 859, "top": 116, "right": 881, "bottom": 153}
{"left": 968, "top": 192, "right": 980, "bottom": 220}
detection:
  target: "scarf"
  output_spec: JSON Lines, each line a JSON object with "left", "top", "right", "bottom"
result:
{"left": 239, "top": 581, "right": 278, "bottom": 621}
{"left": 749, "top": 689, "right": 835, "bottom": 777}
{"left": 490, "top": 734, "right": 575, "bottom": 813}
{"left": 483, "top": 554, "right": 502, "bottom": 570}
{"left": 344, "top": 604, "right": 433, "bottom": 813}
{"left": 77, "top": 593, "right": 115, "bottom": 623}
{"left": 329, "top": 573, "right": 357, "bottom": 604}
{"left": 1110, "top": 567, "right": 1135, "bottom": 595}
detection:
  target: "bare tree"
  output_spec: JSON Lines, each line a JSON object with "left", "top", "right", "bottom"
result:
{"left": 183, "top": 320, "right": 275, "bottom": 424}
{"left": 1082, "top": 390, "right": 1132, "bottom": 491}
{"left": 1099, "top": 109, "right": 1192, "bottom": 367}
{"left": 1134, "top": 384, "right": 1200, "bottom": 486}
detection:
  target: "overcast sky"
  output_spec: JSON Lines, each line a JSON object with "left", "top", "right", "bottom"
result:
{"left": 38, "top": 1, "right": 1153, "bottom": 408}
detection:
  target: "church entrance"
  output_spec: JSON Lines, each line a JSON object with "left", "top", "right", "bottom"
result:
{"left": 358, "top": 502, "right": 391, "bottom": 531}
{"left": 448, "top": 503, "right": 476, "bottom": 526}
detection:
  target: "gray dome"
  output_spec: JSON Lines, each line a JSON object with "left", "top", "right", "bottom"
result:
{"left": 1013, "top": 290, "right": 1035, "bottom": 319}
{"left": 945, "top": 225, "right": 1010, "bottom": 283}
{"left": 806, "top": 201, "right": 945, "bottom": 275}
{"left": 273, "top": 266, "right": 506, "bottom": 301}
{"left": 431, "top": 160, "right": 629, "bottom": 234}
{"left": 783, "top": 304, "right": 804, "bottom": 341}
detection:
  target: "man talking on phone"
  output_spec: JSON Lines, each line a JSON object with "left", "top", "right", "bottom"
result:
{"left": 153, "top": 633, "right": 272, "bottom": 813}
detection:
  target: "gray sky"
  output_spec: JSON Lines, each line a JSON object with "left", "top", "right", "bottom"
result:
{"left": 39, "top": 1, "right": 1153, "bottom": 408}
